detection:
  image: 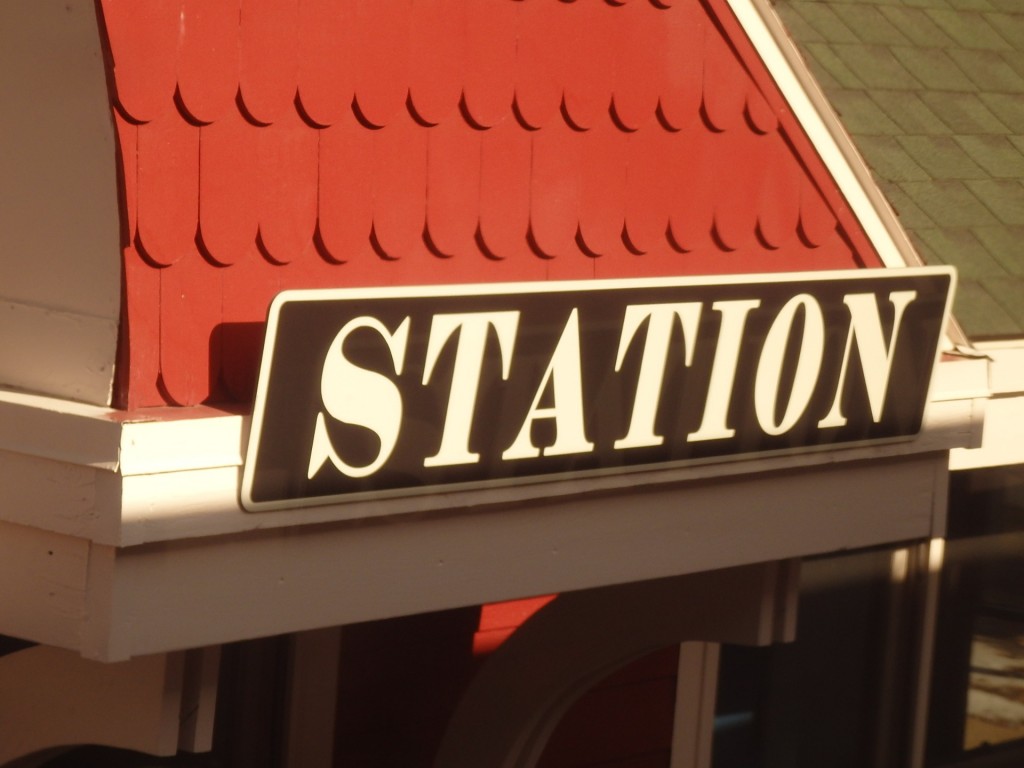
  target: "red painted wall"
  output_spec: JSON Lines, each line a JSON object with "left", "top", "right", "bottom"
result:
{"left": 538, "top": 647, "right": 681, "bottom": 767}
{"left": 331, "top": 599, "right": 682, "bottom": 767}
{"left": 98, "top": 0, "right": 882, "bottom": 409}
{"left": 474, "top": 599, "right": 681, "bottom": 767}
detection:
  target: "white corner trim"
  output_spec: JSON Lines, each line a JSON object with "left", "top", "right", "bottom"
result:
{"left": 0, "top": 388, "right": 122, "bottom": 470}
{"left": 950, "top": 396, "right": 1024, "bottom": 471}
{"left": 109, "top": 366, "right": 988, "bottom": 547}
{"left": 725, "top": 0, "right": 921, "bottom": 272}
{"left": 0, "top": 389, "right": 247, "bottom": 476}
{"left": 929, "top": 356, "right": 990, "bottom": 402}
{"left": 949, "top": 340, "right": 1024, "bottom": 470}
{"left": 0, "top": 370, "right": 983, "bottom": 660}
{"left": 973, "top": 342, "right": 1024, "bottom": 396}
{"left": 118, "top": 415, "right": 247, "bottom": 477}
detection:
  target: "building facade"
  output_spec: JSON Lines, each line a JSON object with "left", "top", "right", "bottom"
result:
{"left": 0, "top": 0, "right": 1020, "bottom": 766}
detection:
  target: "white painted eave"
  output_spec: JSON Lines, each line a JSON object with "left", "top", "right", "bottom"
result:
{"left": 949, "top": 341, "right": 1024, "bottom": 471}
{"left": 0, "top": 373, "right": 980, "bottom": 661}
{"left": 0, "top": 389, "right": 122, "bottom": 470}
{"left": 0, "top": 356, "right": 986, "bottom": 549}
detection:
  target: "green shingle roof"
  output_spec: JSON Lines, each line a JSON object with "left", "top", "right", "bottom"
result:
{"left": 776, "top": 0, "right": 1024, "bottom": 337}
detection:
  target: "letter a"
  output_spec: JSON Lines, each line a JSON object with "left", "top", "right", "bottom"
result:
{"left": 503, "top": 309, "right": 595, "bottom": 460}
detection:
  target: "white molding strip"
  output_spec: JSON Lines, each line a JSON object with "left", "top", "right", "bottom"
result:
{"left": 950, "top": 341, "right": 1024, "bottom": 471}
{"left": 0, "top": 388, "right": 121, "bottom": 469}
{"left": 0, "top": 353, "right": 986, "bottom": 549}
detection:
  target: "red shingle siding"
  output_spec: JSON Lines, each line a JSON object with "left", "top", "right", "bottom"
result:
{"left": 473, "top": 595, "right": 557, "bottom": 655}
{"left": 98, "top": 0, "right": 883, "bottom": 408}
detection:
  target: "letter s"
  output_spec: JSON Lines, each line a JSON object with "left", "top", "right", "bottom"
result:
{"left": 307, "top": 316, "right": 410, "bottom": 479}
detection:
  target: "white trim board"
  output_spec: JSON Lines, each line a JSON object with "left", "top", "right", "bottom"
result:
{"left": 0, "top": 450, "right": 955, "bottom": 660}
{"left": 90, "top": 453, "right": 950, "bottom": 661}
{"left": 950, "top": 340, "right": 1024, "bottom": 471}
{"left": 0, "top": 351, "right": 984, "bottom": 661}
{"left": 0, "top": 359, "right": 983, "bottom": 549}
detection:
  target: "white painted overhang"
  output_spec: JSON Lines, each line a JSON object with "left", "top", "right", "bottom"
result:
{"left": 949, "top": 341, "right": 1024, "bottom": 471}
{"left": 0, "top": 355, "right": 989, "bottom": 662}
{"left": 0, "top": 356, "right": 987, "bottom": 549}
{"left": 0, "top": 0, "right": 1004, "bottom": 661}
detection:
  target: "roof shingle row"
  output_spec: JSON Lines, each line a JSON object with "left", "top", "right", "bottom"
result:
{"left": 119, "top": 108, "right": 842, "bottom": 270}
{"left": 104, "top": 0, "right": 755, "bottom": 132}
{"left": 101, "top": 0, "right": 881, "bottom": 407}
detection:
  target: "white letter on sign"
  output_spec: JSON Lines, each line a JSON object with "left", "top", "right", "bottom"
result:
{"left": 818, "top": 290, "right": 917, "bottom": 428}
{"left": 503, "top": 309, "right": 595, "bottom": 460}
{"left": 422, "top": 311, "right": 521, "bottom": 467}
{"left": 613, "top": 302, "right": 702, "bottom": 450}
{"left": 308, "top": 316, "right": 410, "bottom": 479}
{"left": 687, "top": 299, "right": 762, "bottom": 442}
{"left": 754, "top": 294, "right": 825, "bottom": 436}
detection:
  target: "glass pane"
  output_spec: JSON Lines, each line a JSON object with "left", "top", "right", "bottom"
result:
{"left": 713, "top": 546, "right": 914, "bottom": 768}
{"left": 964, "top": 615, "right": 1024, "bottom": 751}
{"left": 928, "top": 465, "right": 1024, "bottom": 765}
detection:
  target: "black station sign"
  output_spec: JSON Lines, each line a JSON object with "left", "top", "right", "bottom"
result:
{"left": 241, "top": 268, "right": 955, "bottom": 512}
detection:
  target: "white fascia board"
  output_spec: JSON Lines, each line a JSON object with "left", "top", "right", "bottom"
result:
{"left": 97, "top": 455, "right": 951, "bottom": 661}
{"left": 973, "top": 342, "right": 1024, "bottom": 396}
{"left": 0, "top": 390, "right": 245, "bottom": 474}
{"left": 950, "top": 339, "right": 1024, "bottom": 470}
{"left": 930, "top": 356, "right": 991, "bottom": 402}
{"left": 116, "top": 400, "right": 972, "bottom": 547}
{"left": 725, "top": 0, "right": 920, "bottom": 272}
{"left": 59, "top": 399, "right": 997, "bottom": 547}
{"left": 0, "top": 356, "right": 985, "bottom": 548}
{"left": 116, "top": 347, "right": 980, "bottom": 547}
{"left": 118, "top": 415, "right": 246, "bottom": 477}
{"left": 951, "top": 396, "right": 1024, "bottom": 471}
{"left": 0, "top": 389, "right": 122, "bottom": 470}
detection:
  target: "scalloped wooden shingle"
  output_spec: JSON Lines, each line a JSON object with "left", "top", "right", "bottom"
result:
{"left": 100, "top": 0, "right": 883, "bottom": 408}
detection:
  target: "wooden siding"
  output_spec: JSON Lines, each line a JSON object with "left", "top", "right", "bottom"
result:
{"left": 96, "top": 0, "right": 885, "bottom": 408}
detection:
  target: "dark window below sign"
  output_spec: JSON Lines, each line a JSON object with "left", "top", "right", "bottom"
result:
{"left": 928, "top": 465, "right": 1024, "bottom": 768}
{"left": 714, "top": 546, "right": 921, "bottom": 768}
